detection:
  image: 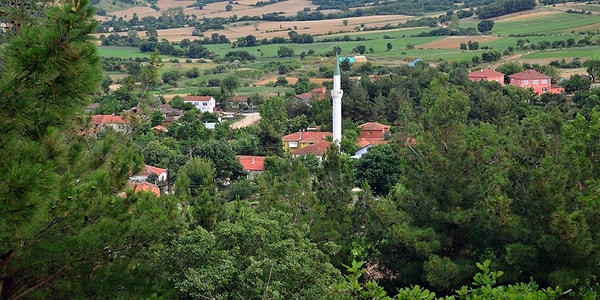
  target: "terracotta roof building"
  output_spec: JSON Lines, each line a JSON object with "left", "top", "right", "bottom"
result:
{"left": 131, "top": 165, "right": 168, "bottom": 182}
{"left": 468, "top": 69, "right": 505, "bottom": 85}
{"left": 358, "top": 122, "right": 390, "bottom": 139}
{"left": 295, "top": 87, "right": 328, "bottom": 102}
{"left": 509, "top": 69, "right": 564, "bottom": 94}
{"left": 236, "top": 155, "right": 266, "bottom": 180}
{"left": 291, "top": 141, "right": 331, "bottom": 158}
{"left": 89, "top": 114, "right": 130, "bottom": 134}
{"left": 131, "top": 182, "right": 161, "bottom": 197}
{"left": 282, "top": 131, "right": 333, "bottom": 153}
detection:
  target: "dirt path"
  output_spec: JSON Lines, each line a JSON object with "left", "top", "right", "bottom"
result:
{"left": 231, "top": 112, "right": 261, "bottom": 129}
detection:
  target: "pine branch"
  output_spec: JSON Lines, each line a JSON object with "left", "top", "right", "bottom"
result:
{"left": 9, "top": 266, "right": 65, "bottom": 300}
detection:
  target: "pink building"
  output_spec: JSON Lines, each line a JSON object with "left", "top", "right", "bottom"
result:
{"left": 509, "top": 69, "right": 564, "bottom": 94}
{"left": 467, "top": 69, "right": 505, "bottom": 85}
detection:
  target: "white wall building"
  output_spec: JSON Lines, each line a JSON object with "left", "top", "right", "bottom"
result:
{"left": 183, "top": 95, "right": 216, "bottom": 113}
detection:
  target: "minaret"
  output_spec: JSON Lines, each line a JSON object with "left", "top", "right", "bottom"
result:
{"left": 331, "top": 56, "right": 343, "bottom": 145}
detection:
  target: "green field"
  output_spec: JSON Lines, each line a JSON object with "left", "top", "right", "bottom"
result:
{"left": 522, "top": 46, "right": 600, "bottom": 59}
{"left": 96, "top": 6, "right": 600, "bottom": 82}
{"left": 493, "top": 12, "right": 600, "bottom": 35}
{"left": 97, "top": 46, "right": 156, "bottom": 58}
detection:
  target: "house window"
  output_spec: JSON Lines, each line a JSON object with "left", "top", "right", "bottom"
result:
{"left": 542, "top": 79, "right": 548, "bottom": 84}
{"left": 533, "top": 80, "right": 539, "bottom": 85}
{"left": 289, "top": 141, "right": 298, "bottom": 148}
{"left": 524, "top": 80, "right": 530, "bottom": 85}
{"left": 202, "top": 102, "right": 207, "bottom": 106}
{"left": 542, "top": 87, "right": 547, "bottom": 92}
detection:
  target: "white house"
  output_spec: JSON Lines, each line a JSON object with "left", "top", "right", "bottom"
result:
{"left": 130, "top": 164, "right": 168, "bottom": 183}
{"left": 183, "top": 95, "right": 216, "bottom": 113}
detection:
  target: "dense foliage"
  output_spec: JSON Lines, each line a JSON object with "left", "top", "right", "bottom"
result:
{"left": 5, "top": 0, "right": 600, "bottom": 298}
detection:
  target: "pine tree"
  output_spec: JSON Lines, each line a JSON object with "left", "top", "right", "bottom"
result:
{"left": 0, "top": 1, "right": 182, "bottom": 298}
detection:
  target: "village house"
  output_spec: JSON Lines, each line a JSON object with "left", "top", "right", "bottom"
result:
{"left": 236, "top": 155, "right": 266, "bottom": 180}
{"left": 90, "top": 114, "right": 130, "bottom": 133}
{"left": 120, "top": 182, "right": 161, "bottom": 198}
{"left": 152, "top": 125, "right": 168, "bottom": 135}
{"left": 509, "top": 69, "right": 564, "bottom": 94}
{"left": 158, "top": 104, "right": 184, "bottom": 127}
{"left": 291, "top": 140, "right": 332, "bottom": 160}
{"left": 358, "top": 122, "right": 390, "bottom": 143}
{"left": 295, "top": 87, "right": 328, "bottom": 102}
{"left": 352, "top": 122, "right": 391, "bottom": 158}
{"left": 183, "top": 95, "right": 216, "bottom": 113}
{"left": 130, "top": 164, "right": 168, "bottom": 183}
{"left": 467, "top": 69, "right": 505, "bottom": 85}
{"left": 282, "top": 131, "right": 333, "bottom": 153}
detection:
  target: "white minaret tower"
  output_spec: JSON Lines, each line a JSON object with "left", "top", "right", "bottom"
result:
{"left": 331, "top": 56, "right": 343, "bottom": 145}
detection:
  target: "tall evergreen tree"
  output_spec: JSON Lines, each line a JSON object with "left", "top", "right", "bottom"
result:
{"left": 0, "top": 1, "right": 183, "bottom": 298}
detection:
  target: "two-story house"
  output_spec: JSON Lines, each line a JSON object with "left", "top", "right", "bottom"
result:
{"left": 467, "top": 69, "right": 505, "bottom": 85}
{"left": 183, "top": 95, "right": 216, "bottom": 113}
{"left": 353, "top": 122, "right": 391, "bottom": 158}
{"left": 509, "top": 69, "right": 564, "bottom": 94}
{"left": 282, "top": 131, "right": 333, "bottom": 153}
{"left": 358, "top": 122, "right": 390, "bottom": 142}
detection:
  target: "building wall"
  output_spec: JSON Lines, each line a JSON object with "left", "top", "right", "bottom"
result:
{"left": 468, "top": 76, "right": 504, "bottom": 85}
{"left": 359, "top": 129, "right": 386, "bottom": 140}
{"left": 185, "top": 98, "right": 216, "bottom": 113}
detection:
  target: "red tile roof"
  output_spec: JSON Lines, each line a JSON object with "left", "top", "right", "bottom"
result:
{"left": 236, "top": 155, "right": 266, "bottom": 171}
{"left": 295, "top": 86, "right": 327, "bottom": 101}
{"left": 184, "top": 95, "right": 213, "bottom": 101}
{"left": 357, "top": 122, "right": 391, "bottom": 131}
{"left": 509, "top": 69, "right": 550, "bottom": 80}
{"left": 152, "top": 125, "right": 168, "bottom": 132}
{"left": 91, "top": 115, "right": 129, "bottom": 125}
{"left": 468, "top": 69, "right": 505, "bottom": 79}
{"left": 283, "top": 131, "right": 332, "bottom": 143}
{"left": 128, "top": 182, "right": 161, "bottom": 197}
{"left": 292, "top": 141, "right": 331, "bottom": 156}
{"left": 356, "top": 138, "right": 374, "bottom": 148}
{"left": 137, "top": 164, "right": 167, "bottom": 177}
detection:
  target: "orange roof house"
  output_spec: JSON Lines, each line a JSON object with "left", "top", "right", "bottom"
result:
{"left": 358, "top": 122, "right": 390, "bottom": 142}
{"left": 91, "top": 114, "right": 129, "bottom": 125}
{"left": 236, "top": 155, "right": 266, "bottom": 180}
{"left": 119, "top": 182, "right": 161, "bottom": 198}
{"left": 351, "top": 122, "right": 391, "bottom": 159}
{"left": 468, "top": 69, "right": 505, "bottom": 85}
{"left": 152, "top": 125, "right": 168, "bottom": 134}
{"left": 291, "top": 141, "right": 331, "bottom": 158}
{"left": 509, "top": 69, "right": 564, "bottom": 94}
{"left": 132, "top": 182, "right": 161, "bottom": 197}
{"left": 89, "top": 114, "right": 130, "bottom": 134}
{"left": 130, "top": 164, "right": 168, "bottom": 183}
{"left": 282, "top": 131, "right": 332, "bottom": 153}
{"left": 295, "top": 87, "right": 328, "bottom": 102}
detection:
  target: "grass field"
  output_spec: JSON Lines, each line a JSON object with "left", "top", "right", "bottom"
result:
{"left": 96, "top": 2, "right": 600, "bottom": 92}
{"left": 522, "top": 46, "right": 600, "bottom": 59}
{"left": 97, "top": 46, "right": 157, "bottom": 58}
{"left": 493, "top": 13, "right": 600, "bottom": 35}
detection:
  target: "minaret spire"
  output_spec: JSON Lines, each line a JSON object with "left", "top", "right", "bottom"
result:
{"left": 331, "top": 55, "right": 343, "bottom": 145}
